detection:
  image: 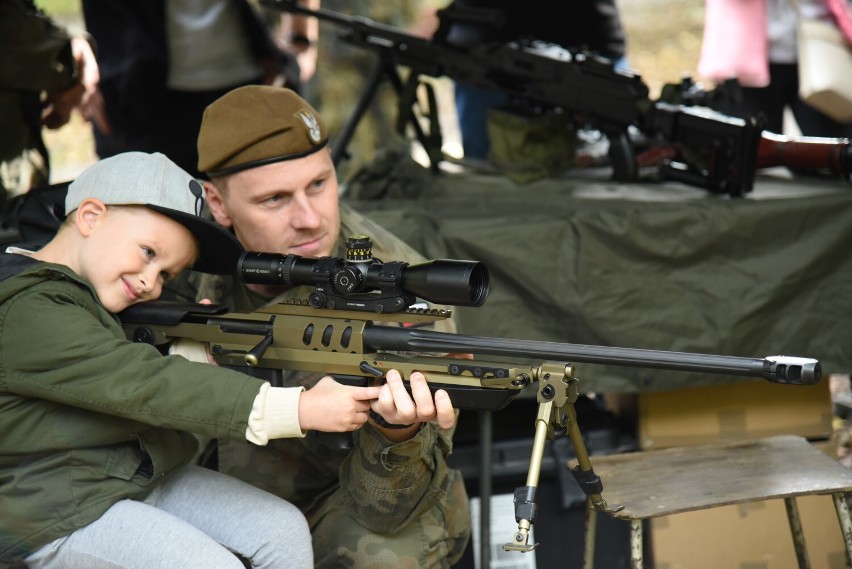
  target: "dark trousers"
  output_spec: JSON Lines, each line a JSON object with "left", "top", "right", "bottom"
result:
{"left": 728, "top": 63, "right": 852, "bottom": 138}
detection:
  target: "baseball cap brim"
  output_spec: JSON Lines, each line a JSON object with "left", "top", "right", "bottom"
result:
{"left": 147, "top": 204, "right": 244, "bottom": 275}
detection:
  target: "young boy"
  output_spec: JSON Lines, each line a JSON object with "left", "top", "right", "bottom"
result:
{"left": 0, "top": 152, "right": 387, "bottom": 569}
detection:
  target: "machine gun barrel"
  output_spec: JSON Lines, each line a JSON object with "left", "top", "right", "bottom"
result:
{"left": 362, "top": 326, "right": 820, "bottom": 385}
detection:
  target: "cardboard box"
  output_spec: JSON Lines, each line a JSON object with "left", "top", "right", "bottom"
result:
{"left": 638, "top": 379, "right": 833, "bottom": 450}
{"left": 650, "top": 492, "right": 847, "bottom": 569}
{"left": 649, "top": 443, "right": 845, "bottom": 569}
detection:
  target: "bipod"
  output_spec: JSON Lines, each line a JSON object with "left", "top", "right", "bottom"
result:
{"left": 503, "top": 362, "right": 623, "bottom": 553}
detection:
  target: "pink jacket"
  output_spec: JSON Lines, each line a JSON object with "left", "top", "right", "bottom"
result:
{"left": 698, "top": 0, "right": 769, "bottom": 87}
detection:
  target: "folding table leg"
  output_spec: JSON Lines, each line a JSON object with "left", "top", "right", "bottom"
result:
{"left": 630, "top": 519, "right": 643, "bottom": 569}
{"left": 832, "top": 493, "right": 852, "bottom": 569}
{"left": 784, "top": 497, "right": 810, "bottom": 569}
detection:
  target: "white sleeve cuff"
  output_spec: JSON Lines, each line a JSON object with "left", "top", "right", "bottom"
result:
{"left": 246, "top": 383, "right": 306, "bottom": 445}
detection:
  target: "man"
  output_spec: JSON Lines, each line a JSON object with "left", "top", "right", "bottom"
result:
{"left": 178, "top": 84, "right": 471, "bottom": 568}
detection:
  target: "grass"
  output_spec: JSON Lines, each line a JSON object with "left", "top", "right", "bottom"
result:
{"left": 34, "top": 0, "right": 79, "bottom": 18}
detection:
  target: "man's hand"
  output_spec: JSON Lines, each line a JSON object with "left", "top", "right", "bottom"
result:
{"left": 370, "top": 370, "right": 456, "bottom": 441}
{"left": 42, "top": 36, "right": 104, "bottom": 131}
{"left": 299, "top": 376, "right": 382, "bottom": 432}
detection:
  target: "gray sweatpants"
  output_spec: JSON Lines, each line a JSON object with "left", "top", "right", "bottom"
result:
{"left": 24, "top": 465, "right": 312, "bottom": 569}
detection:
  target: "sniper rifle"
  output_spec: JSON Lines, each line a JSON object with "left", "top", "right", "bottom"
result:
{"left": 118, "top": 237, "right": 822, "bottom": 552}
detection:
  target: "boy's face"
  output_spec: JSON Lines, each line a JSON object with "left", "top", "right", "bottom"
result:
{"left": 205, "top": 148, "right": 341, "bottom": 259}
{"left": 78, "top": 205, "right": 198, "bottom": 312}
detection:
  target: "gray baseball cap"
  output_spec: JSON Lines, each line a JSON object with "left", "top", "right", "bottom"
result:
{"left": 66, "top": 152, "right": 243, "bottom": 274}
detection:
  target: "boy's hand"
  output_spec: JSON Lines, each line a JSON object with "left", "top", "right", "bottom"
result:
{"left": 299, "top": 376, "right": 381, "bottom": 432}
{"left": 371, "top": 370, "right": 456, "bottom": 437}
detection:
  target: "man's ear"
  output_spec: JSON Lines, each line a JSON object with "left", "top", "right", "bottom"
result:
{"left": 203, "top": 180, "right": 233, "bottom": 229}
{"left": 73, "top": 198, "right": 108, "bottom": 237}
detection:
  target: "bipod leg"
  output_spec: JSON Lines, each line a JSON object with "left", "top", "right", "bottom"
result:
{"left": 503, "top": 363, "right": 576, "bottom": 553}
{"left": 565, "top": 402, "right": 622, "bottom": 514}
{"left": 607, "top": 129, "right": 638, "bottom": 182}
{"left": 502, "top": 398, "right": 552, "bottom": 553}
{"left": 503, "top": 363, "right": 622, "bottom": 553}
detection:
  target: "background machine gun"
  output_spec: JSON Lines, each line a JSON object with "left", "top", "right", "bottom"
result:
{"left": 119, "top": 237, "right": 822, "bottom": 552}
{"left": 262, "top": 0, "right": 852, "bottom": 195}
{"left": 262, "top": 0, "right": 767, "bottom": 195}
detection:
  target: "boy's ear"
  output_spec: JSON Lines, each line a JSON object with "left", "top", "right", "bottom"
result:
{"left": 203, "top": 180, "right": 233, "bottom": 229}
{"left": 74, "top": 198, "right": 109, "bottom": 236}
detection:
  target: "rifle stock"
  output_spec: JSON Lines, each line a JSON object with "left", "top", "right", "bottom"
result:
{"left": 757, "top": 131, "right": 852, "bottom": 178}
{"left": 652, "top": 77, "right": 852, "bottom": 184}
{"left": 638, "top": 130, "right": 852, "bottom": 183}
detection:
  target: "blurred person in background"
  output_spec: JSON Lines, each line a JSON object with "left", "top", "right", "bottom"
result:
{"left": 78, "top": 0, "right": 319, "bottom": 178}
{"left": 0, "top": 0, "right": 101, "bottom": 206}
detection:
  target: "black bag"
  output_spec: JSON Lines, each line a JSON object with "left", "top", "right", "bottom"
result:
{"left": 0, "top": 182, "right": 67, "bottom": 246}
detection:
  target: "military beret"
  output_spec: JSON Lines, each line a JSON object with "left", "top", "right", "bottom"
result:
{"left": 197, "top": 85, "right": 328, "bottom": 177}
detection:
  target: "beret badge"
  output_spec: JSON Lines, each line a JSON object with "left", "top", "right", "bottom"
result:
{"left": 299, "top": 110, "right": 322, "bottom": 144}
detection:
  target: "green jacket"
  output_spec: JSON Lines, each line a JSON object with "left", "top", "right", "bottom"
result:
{"left": 0, "top": 258, "right": 265, "bottom": 566}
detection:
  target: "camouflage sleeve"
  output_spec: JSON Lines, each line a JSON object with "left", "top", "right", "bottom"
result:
{"left": 337, "top": 419, "right": 457, "bottom": 533}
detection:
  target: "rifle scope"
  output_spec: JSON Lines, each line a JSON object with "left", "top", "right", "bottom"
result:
{"left": 238, "top": 236, "right": 490, "bottom": 309}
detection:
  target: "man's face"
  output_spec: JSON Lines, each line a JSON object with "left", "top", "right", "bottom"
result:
{"left": 205, "top": 149, "right": 341, "bottom": 258}
{"left": 78, "top": 205, "right": 197, "bottom": 313}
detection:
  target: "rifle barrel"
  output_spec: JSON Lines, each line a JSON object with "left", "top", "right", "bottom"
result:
{"left": 363, "top": 326, "right": 820, "bottom": 385}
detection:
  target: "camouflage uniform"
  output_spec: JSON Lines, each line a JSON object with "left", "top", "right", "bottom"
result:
{"left": 184, "top": 203, "right": 471, "bottom": 568}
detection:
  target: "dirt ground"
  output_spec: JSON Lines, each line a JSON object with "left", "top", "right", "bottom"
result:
{"left": 620, "top": 0, "right": 706, "bottom": 96}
